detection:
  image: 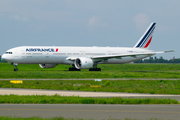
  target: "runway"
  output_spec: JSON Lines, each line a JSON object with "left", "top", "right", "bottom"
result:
{"left": 0, "top": 104, "right": 180, "bottom": 120}
{"left": 0, "top": 88, "right": 180, "bottom": 100}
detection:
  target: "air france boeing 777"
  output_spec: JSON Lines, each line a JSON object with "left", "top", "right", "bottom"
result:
{"left": 2, "top": 23, "right": 173, "bottom": 71}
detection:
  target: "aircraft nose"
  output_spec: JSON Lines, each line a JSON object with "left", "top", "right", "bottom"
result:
{"left": 1, "top": 54, "right": 9, "bottom": 61}
{"left": 1, "top": 54, "right": 6, "bottom": 60}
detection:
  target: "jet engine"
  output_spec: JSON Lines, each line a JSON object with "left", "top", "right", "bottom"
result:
{"left": 74, "top": 57, "right": 94, "bottom": 69}
{"left": 39, "top": 64, "right": 57, "bottom": 68}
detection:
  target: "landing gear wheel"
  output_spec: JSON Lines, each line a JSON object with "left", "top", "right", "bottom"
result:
{"left": 12, "top": 63, "right": 18, "bottom": 71}
{"left": 14, "top": 68, "right": 18, "bottom": 71}
{"left": 69, "top": 66, "right": 81, "bottom": 71}
{"left": 89, "top": 68, "right": 101, "bottom": 71}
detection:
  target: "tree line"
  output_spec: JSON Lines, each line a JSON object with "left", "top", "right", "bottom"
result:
{"left": 134, "top": 56, "right": 180, "bottom": 63}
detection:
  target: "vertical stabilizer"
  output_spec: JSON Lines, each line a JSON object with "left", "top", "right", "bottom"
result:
{"left": 134, "top": 23, "right": 156, "bottom": 49}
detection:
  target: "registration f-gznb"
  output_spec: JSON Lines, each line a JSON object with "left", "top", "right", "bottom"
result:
{"left": 2, "top": 23, "right": 174, "bottom": 71}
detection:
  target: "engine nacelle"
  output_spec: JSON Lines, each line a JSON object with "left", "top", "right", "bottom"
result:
{"left": 74, "top": 57, "right": 94, "bottom": 69}
{"left": 39, "top": 64, "right": 57, "bottom": 68}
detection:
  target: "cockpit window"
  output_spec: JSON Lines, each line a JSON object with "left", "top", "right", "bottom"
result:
{"left": 5, "top": 52, "right": 13, "bottom": 54}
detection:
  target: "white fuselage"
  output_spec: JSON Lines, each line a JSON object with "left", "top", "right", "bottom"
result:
{"left": 2, "top": 46, "right": 153, "bottom": 65}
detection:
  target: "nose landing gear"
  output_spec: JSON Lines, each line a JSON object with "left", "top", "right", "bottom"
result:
{"left": 11, "top": 63, "right": 18, "bottom": 71}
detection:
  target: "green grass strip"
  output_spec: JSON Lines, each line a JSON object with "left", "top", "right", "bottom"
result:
{"left": 0, "top": 95, "right": 178, "bottom": 104}
{"left": 1, "top": 80, "right": 180, "bottom": 94}
{"left": 1, "top": 63, "right": 180, "bottom": 79}
{"left": 0, "top": 117, "right": 164, "bottom": 120}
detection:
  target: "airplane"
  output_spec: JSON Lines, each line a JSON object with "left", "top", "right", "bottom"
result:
{"left": 2, "top": 22, "right": 174, "bottom": 71}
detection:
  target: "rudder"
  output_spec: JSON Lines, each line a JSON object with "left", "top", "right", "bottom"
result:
{"left": 134, "top": 22, "right": 156, "bottom": 49}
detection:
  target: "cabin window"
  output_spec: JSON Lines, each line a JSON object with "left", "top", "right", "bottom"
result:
{"left": 33, "top": 53, "right": 42, "bottom": 55}
{"left": 73, "top": 53, "right": 79, "bottom": 55}
{"left": 85, "top": 53, "right": 105, "bottom": 55}
{"left": 26, "top": 53, "right": 31, "bottom": 55}
{"left": 112, "top": 53, "right": 121, "bottom": 55}
{"left": 53, "top": 53, "right": 66, "bottom": 55}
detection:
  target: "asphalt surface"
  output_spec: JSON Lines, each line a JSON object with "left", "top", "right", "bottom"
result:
{"left": 0, "top": 104, "right": 180, "bottom": 120}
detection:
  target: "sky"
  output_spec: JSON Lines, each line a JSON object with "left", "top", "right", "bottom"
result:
{"left": 0, "top": 0, "right": 179, "bottom": 59}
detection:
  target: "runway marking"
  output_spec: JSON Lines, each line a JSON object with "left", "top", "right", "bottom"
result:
{"left": 10, "top": 80, "right": 23, "bottom": 84}
{"left": 1, "top": 108, "right": 180, "bottom": 114}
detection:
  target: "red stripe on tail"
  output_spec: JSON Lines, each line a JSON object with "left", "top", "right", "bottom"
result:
{"left": 144, "top": 36, "right": 152, "bottom": 48}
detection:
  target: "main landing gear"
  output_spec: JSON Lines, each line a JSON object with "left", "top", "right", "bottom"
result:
{"left": 68, "top": 64, "right": 101, "bottom": 71}
{"left": 89, "top": 64, "right": 101, "bottom": 71}
{"left": 69, "top": 64, "right": 81, "bottom": 71}
{"left": 11, "top": 63, "right": 18, "bottom": 71}
{"left": 89, "top": 68, "right": 101, "bottom": 71}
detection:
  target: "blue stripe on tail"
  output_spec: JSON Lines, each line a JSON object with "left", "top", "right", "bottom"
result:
{"left": 135, "top": 23, "right": 156, "bottom": 48}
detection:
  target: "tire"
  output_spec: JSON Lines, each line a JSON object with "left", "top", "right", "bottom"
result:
{"left": 14, "top": 68, "right": 18, "bottom": 71}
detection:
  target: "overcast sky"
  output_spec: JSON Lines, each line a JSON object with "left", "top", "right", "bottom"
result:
{"left": 0, "top": 0, "right": 179, "bottom": 59}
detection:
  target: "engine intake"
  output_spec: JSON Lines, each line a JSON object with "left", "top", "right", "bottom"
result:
{"left": 39, "top": 64, "right": 57, "bottom": 68}
{"left": 75, "top": 57, "right": 93, "bottom": 69}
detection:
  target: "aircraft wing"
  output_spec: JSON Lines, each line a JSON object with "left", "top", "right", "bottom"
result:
{"left": 91, "top": 50, "right": 174, "bottom": 60}
{"left": 91, "top": 52, "right": 155, "bottom": 60}
{"left": 66, "top": 50, "right": 174, "bottom": 61}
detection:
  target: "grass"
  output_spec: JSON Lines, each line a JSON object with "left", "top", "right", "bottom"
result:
{"left": 1, "top": 63, "right": 180, "bottom": 94}
{"left": 1, "top": 80, "right": 180, "bottom": 94}
{"left": 0, "top": 94, "right": 178, "bottom": 104}
{"left": 1, "top": 63, "right": 180, "bottom": 78}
